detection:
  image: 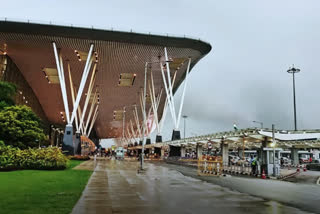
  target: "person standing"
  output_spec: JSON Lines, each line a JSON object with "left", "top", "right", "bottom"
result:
{"left": 251, "top": 156, "right": 257, "bottom": 175}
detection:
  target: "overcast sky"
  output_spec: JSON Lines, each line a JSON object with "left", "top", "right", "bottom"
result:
{"left": 2, "top": 0, "right": 320, "bottom": 142}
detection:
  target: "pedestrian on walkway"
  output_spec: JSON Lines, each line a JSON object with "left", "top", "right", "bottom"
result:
{"left": 251, "top": 156, "right": 257, "bottom": 175}
{"left": 280, "top": 157, "right": 284, "bottom": 167}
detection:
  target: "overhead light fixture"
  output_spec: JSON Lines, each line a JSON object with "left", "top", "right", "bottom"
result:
{"left": 43, "top": 68, "right": 59, "bottom": 84}
{"left": 118, "top": 73, "right": 136, "bottom": 86}
{"left": 94, "top": 52, "right": 98, "bottom": 63}
{"left": 74, "top": 50, "right": 89, "bottom": 61}
{"left": 113, "top": 110, "right": 124, "bottom": 121}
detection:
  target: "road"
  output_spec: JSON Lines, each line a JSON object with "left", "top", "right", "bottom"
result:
{"left": 162, "top": 162, "right": 320, "bottom": 214}
{"left": 72, "top": 160, "right": 313, "bottom": 214}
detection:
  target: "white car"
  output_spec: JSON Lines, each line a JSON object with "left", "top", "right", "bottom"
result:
{"left": 229, "top": 155, "right": 240, "bottom": 164}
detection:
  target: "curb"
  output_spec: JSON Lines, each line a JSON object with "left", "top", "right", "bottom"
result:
{"left": 279, "top": 171, "right": 300, "bottom": 180}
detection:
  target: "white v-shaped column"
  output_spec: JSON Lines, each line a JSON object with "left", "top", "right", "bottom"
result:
{"left": 52, "top": 42, "right": 70, "bottom": 123}
{"left": 159, "top": 70, "right": 177, "bottom": 133}
{"left": 160, "top": 47, "right": 192, "bottom": 130}
{"left": 70, "top": 44, "right": 94, "bottom": 125}
{"left": 52, "top": 42, "right": 94, "bottom": 127}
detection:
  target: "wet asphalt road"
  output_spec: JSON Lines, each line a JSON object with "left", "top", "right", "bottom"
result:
{"left": 161, "top": 162, "right": 320, "bottom": 214}
{"left": 73, "top": 160, "right": 314, "bottom": 214}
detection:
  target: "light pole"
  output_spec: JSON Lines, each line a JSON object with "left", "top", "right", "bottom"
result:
{"left": 140, "top": 60, "right": 162, "bottom": 170}
{"left": 252, "top": 120, "right": 263, "bottom": 129}
{"left": 182, "top": 115, "right": 188, "bottom": 138}
{"left": 122, "top": 106, "right": 126, "bottom": 146}
{"left": 271, "top": 124, "right": 276, "bottom": 177}
{"left": 287, "top": 66, "right": 300, "bottom": 131}
{"left": 139, "top": 62, "right": 148, "bottom": 171}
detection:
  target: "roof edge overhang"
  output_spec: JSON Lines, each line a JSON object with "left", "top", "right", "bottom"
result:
{"left": 0, "top": 21, "right": 212, "bottom": 55}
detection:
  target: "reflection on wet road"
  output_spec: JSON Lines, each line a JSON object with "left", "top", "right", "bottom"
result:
{"left": 72, "top": 160, "right": 310, "bottom": 214}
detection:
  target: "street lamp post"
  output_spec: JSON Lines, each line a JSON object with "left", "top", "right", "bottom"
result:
{"left": 252, "top": 120, "right": 263, "bottom": 129}
{"left": 272, "top": 124, "right": 276, "bottom": 177}
{"left": 287, "top": 66, "right": 300, "bottom": 131}
{"left": 182, "top": 115, "right": 188, "bottom": 138}
{"left": 140, "top": 62, "right": 148, "bottom": 171}
{"left": 122, "top": 106, "right": 126, "bottom": 146}
{"left": 140, "top": 60, "right": 161, "bottom": 171}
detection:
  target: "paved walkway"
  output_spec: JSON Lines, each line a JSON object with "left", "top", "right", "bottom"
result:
{"left": 72, "top": 160, "right": 309, "bottom": 214}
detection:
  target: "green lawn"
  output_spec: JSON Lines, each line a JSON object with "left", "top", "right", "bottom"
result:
{"left": 0, "top": 160, "right": 92, "bottom": 214}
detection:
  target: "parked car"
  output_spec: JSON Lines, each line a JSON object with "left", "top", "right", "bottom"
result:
{"left": 306, "top": 160, "right": 320, "bottom": 171}
{"left": 229, "top": 155, "right": 240, "bottom": 165}
{"left": 115, "top": 147, "right": 124, "bottom": 160}
{"left": 299, "top": 154, "right": 311, "bottom": 164}
{"left": 282, "top": 157, "right": 292, "bottom": 165}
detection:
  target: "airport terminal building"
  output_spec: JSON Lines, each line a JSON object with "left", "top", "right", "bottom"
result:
{"left": 0, "top": 20, "right": 211, "bottom": 153}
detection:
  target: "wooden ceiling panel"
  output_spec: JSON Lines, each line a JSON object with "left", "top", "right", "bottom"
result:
{"left": 0, "top": 22, "right": 211, "bottom": 138}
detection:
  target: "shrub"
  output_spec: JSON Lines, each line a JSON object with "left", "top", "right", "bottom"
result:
{"left": 0, "top": 105, "right": 46, "bottom": 149}
{"left": 0, "top": 146, "right": 68, "bottom": 171}
{"left": 69, "top": 155, "right": 90, "bottom": 161}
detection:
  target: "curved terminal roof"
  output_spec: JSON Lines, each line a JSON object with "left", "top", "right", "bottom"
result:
{"left": 0, "top": 21, "right": 212, "bottom": 139}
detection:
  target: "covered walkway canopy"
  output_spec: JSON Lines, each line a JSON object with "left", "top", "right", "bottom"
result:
{"left": 128, "top": 128, "right": 320, "bottom": 150}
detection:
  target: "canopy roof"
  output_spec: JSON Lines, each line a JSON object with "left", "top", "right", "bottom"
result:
{"left": 0, "top": 21, "right": 211, "bottom": 139}
{"left": 157, "top": 128, "right": 320, "bottom": 149}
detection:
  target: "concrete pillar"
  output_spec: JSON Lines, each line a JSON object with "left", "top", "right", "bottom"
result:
{"left": 238, "top": 147, "right": 244, "bottom": 160}
{"left": 171, "top": 130, "right": 181, "bottom": 141}
{"left": 62, "top": 124, "right": 74, "bottom": 155}
{"left": 74, "top": 132, "right": 81, "bottom": 155}
{"left": 181, "top": 146, "right": 186, "bottom": 158}
{"left": 221, "top": 142, "right": 229, "bottom": 166}
{"left": 196, "top": 144, "right": 203, "bottom": 159}
{"left": 259, "top": 137, "right": 268, "bottom": 175}
{"left": 161, "top": 147, "right": 165, "bottom": 159}
{"left": 291, "top": 147, "right": 299, "bottom": 165}
{"left": 146, "top": 138, "right": 151, "bottom": 145}
{"left": 156, "top": 135, "right": 162, "bottom": 142}
{"left": 260, "top": 137, "right": 268, "bottom": 165}
{"left": 55, "top": 131, "right": 60, "bottom": 147}
{"left": 57, "top": 131, "right": 63, "bottom": 147}
{"left": 50, "top": 129, "right": 56, "bottom": 146}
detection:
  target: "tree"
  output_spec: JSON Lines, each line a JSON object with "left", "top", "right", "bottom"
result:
{"left": 0, "top": 81, "right": 16, "bottom": 110}
{"left": 0, "top": 105, "right": 45, "bottom": 149}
